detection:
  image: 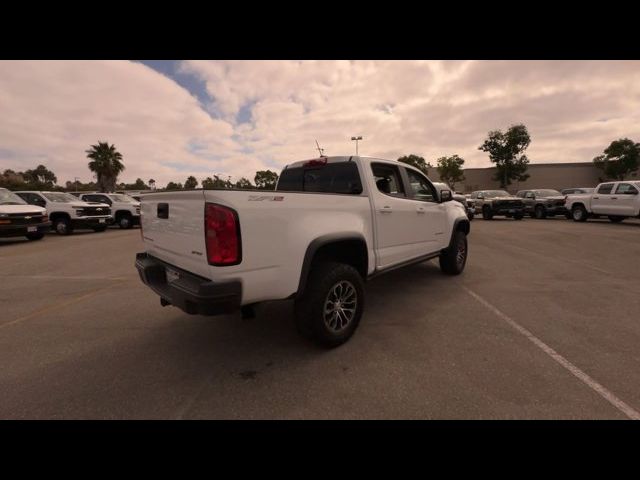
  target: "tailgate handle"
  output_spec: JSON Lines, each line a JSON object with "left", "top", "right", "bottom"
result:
{"left": 157, "top": 203, "right": 169, "bottom": 219}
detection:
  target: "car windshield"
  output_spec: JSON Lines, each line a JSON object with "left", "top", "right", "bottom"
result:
{"left": 108, "top": 194, "right": 137, "bottom": 203}
{"left": 43, "top": 192, "right": 78, "bottom": 203}
{"left": 534, "top": 189, "right": 561, "bottom": 196}
{"left": 483, "top": 190, "right": 510, "bottom": 198}
{"left": 0, "top": 188, "right": 28, "bottom": 205}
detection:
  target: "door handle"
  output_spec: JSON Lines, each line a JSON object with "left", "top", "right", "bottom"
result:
{"left": 611, "top": 197, "right": 617, "bottom": 200}
{"left": 416, "top": 207, "right": 426, "bottom": 214}
{"left": 593, "top": 196, "right": 599, "bottom": 199}
{"left": 379, "top": 206, "right": 392, "bottom": 214}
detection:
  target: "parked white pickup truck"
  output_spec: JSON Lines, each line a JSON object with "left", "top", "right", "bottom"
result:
{"left": 15, "top": 191, "right": 112, "bottom": 235}
{"left": 71, "top": 192, "right": 140, "bottom": 229}
{"left": 136, "top": 156, "right": 470, "bottom": 347}
{"left": 566, "top": 181, "right": 640, "bottom": 223}
{"left": 0, "top": 188, "right": 51, "bottom": 241}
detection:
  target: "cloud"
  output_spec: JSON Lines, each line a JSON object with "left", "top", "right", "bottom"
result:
{"left": 1, "top": 60, "right": 639, "bottom": 188}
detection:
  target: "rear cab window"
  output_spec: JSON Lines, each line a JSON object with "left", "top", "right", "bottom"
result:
{"left": 615, "top": 183, "right": 639, "bottom": 195}
{"left": 276, "top": 161, "right": 363, "bottom": 194}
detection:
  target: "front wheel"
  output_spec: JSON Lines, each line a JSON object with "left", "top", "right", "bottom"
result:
{"left": 440, "top": 230, "right": 468, "bottom": 275}
{"left": 534, "top": 205, "right": 547, "bottom": 219}
{"left": 53, "top": 217, "right": 73, "bottom": 235}
{"left": 572, "top": 205, "right": 588, "bottom": 222}
{"left": 294, "top": 262, "right": 365, "bottom": 348}
{"left": 482, "top": 206, "right": 493, "bottom": 220}
{"left": 118, "top": 214, "right": 133, "bottom": 229}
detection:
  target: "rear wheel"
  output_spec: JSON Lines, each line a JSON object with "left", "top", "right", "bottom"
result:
{"left": 608, "top": 216, "right": 625, "bottom": 223}
{"left": 439, "top": 230, "right": 468, "bottom": 275}
{"left": 294, "top": 262, "right": 365, "bottom": 348}
{"left": 482, "top": 206, "right": 493, "bottom": 220}
{"left": 53, "top": 217, "right": 73, "bottom": 235}
{"left": 572, "top": 205, "right": 588, "bottom": 222}
{"left": 25, "top": 232, "right": 44, "bottom": 241}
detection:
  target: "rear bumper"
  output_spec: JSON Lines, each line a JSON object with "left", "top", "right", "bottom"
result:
{"left": 135, "top": 252, "right": 242, "bottom": 316}
{"left": 0, "top": 222, "right": 51, "bottom": 237}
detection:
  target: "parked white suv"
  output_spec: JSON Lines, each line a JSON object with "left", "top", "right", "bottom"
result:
{"left": 71, "top": 192, "right": 140, "bottom": 229}
{"left": 15, "top": 191, "right": 112, "bottom": 235}
{"left": 136, "top": 156, "right": 470, "bottom": 347}
{"left": 565, "top": 181, "right": 640, "bottom": 223}
{"left": 0, "top": 188, "right": 51, "bottom": 241}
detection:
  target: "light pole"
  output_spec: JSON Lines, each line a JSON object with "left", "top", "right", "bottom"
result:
{"left": 351, "top": 136, "right": 363, "bottom": 155}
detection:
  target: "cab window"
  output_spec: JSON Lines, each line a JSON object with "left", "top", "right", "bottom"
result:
{"left": 371, "top": 163, "right": 406, "bottom": 198}
{"left": 405, "top": 168, "right": 437, "bottom": 202}
{"left": 615, "top": 183, "right": 638, "bottom": 195}
{"left": 597, "top": 183, "right": 614, "bottom": 195}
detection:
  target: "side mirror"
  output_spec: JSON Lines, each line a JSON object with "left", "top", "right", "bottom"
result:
{"left": 440, "top": 189, "right": 452, "bottom": 202}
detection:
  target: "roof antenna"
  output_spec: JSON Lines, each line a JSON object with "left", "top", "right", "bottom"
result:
{"left": 315, "top": 139, "right": 326, "bottom": 157}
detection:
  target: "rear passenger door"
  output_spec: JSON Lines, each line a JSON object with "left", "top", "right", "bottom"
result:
{"left": 592, "top": 183, "right": 615, "bottom": 214}
{"left": 370, "top": 163, "right": 430, "bottom": 269}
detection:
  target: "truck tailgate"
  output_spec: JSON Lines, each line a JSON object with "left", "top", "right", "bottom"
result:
{"left": 140, "top": 190, "right": 211, "bottom": 279}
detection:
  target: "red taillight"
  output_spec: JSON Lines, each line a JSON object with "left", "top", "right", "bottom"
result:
{"left": 205, "top": 203, "right": 241, "bottom": 266}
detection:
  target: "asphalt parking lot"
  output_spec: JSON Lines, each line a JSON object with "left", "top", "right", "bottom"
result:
{"left": 1, "top": 217, "right": 640, "bottom": 419}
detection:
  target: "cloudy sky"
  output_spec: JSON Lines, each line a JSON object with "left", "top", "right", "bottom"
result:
{"left": 1, "top": 60, "right": 639, "bottom": 187}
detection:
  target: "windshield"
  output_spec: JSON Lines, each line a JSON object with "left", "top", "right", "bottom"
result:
{"left": 43, "top": 192, "right": 79, "bottom": 203}
{"left": 0, "top": 188, "right": 28, "bottom": 205}
{"left": 108, "top": 194, "right": 137, "bottom": 203}
{"left": 534, "top": 189, "right": 562, "bottom": 197}
{"left": 483, "top": 190, "right": 510, "bottom": 198}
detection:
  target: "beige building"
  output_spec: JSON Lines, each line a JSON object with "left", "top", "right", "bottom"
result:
{"left": 427, "top": 162, "right": 639, "bottom": 194}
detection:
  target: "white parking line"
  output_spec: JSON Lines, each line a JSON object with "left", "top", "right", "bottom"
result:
{"left": 462, "top": 285, "right": 640, "bottom": 420}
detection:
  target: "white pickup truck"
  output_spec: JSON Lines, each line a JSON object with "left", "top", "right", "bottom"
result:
{"left": 0, "top": 188, "right": 51, "bottom": 241}
{"left": 71, "top": 192, "right": 141, "bottom": 229}
{"left": 136, "top": 156, "right": 470, "bottom": 347}
{"left": 566, "top": 181, "right": 640, "bottom": 223}
{"left": 15, "top": 191, "right": 113, "bottom": 235}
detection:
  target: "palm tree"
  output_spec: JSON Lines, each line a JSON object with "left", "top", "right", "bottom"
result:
{"left": 86, "top": 142, "right": 125, "bottom": 192}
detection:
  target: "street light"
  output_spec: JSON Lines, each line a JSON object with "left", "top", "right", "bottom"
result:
{"left": 351, "top": 136, "right": 363, "bottom": 155}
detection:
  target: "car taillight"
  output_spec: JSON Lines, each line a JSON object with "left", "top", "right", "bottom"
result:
{"left": 205, "top": 203, "right": 241, "bottom": 266}
{"left": 303, "top": 158, "right": 328, "bottom": 167}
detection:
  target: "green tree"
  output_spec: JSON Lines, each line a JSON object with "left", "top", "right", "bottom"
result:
{"left": 593, "top": 138, "right": 640, "bottom": 180}
{"left": 184, "top": 176, "right": 198, "bottom": 189}
{"left": 436, "top": 155, "right": 465, "bottom": 189}
{"left": 235, "top": 177, "right": 254, "bottom": 189}
{"left": 86, "top": 142, "right": 125, "bottom": 192}
{"left": 397, "top": 154, "right": 432, "bottom": 175}
{"left": 165, "top": 181, "right": 183, "bottom": 190}
{"left": 254, "top": 170, "right": 279, "bottom": 190}
{"left": 478, "top": 124, "right": 531, "bottom": 188}
{"left": 201, "top": 177, "right": 214, "bottom": 189}
{"left": 23, "top": 164, "right": 58, "bottom": 188}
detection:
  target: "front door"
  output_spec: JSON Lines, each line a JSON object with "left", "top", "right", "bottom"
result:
{"left": 370, "top": 162, "right": 429, "bottom": 269}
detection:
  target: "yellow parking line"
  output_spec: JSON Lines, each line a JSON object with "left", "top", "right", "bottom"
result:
{"left": 0, "top": 283, "right": 120, "bottom": 331}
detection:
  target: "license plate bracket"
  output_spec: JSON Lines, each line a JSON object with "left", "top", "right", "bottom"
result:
{"left": 27, "top": 226, "right": 37, "bottom": 232}
{"left": 166, "top": 267, "right": 181, "bottom": 284}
